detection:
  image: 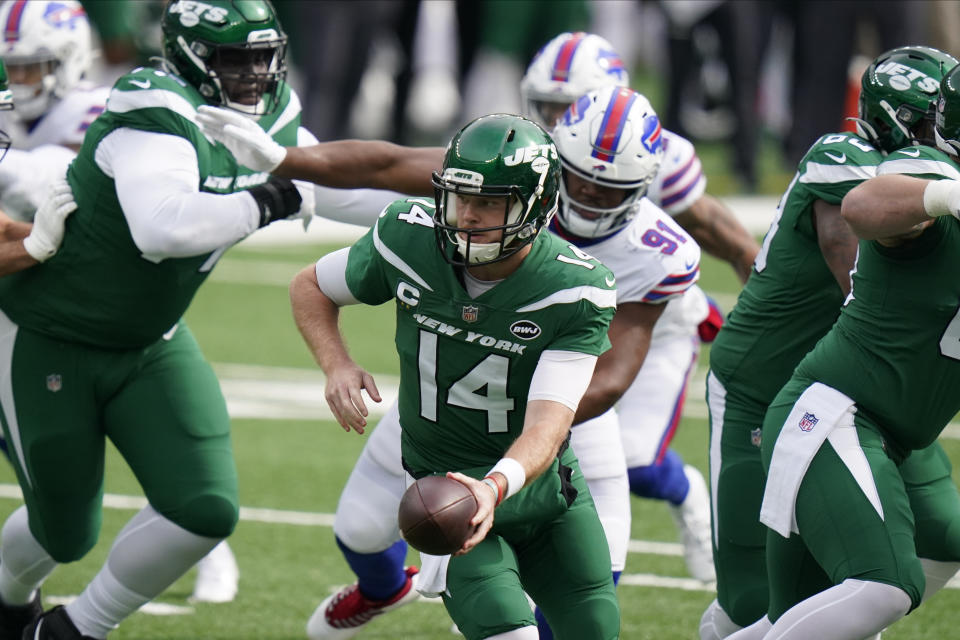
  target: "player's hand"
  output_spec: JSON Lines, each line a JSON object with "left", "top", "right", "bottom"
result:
{"left": 23, "top": 179, "right": 77, "bottom": 262}
{"left": 196, "top": 105, "right": 287, "bottom": 172}
{"left": 323, "top": 362, "right": 381, "bottom": 434}
{"left": 447, "top": 471, "right": 495, "bottom": 555}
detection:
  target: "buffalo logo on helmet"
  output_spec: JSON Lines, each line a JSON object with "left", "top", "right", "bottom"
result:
{"left": 41, "top": 2, "right": 86, "bottom": 29}
{"left": 641, "top": 114, "right": 663, "bottom": 155}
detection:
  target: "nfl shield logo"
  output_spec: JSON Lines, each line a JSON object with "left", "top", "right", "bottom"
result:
{"left": 750, "top": 428, "right": 762, "bottom": 447}
{"left": 798, "top": 412, "right": 818, "bottom": 432}
{"left": 462, "top": 305, "right": 479, "bottom": 323}
{"left": 46, "top": 374, "right": 62, "bottom": 393}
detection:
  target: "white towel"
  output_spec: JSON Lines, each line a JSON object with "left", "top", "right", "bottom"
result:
{"left": 760, "top": 382, "right": 856, "bottom": 538}
{"left": 416, "top": 551, "right": 451, "bottom": 598}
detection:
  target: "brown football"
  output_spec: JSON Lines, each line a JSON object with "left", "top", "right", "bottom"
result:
{"left": 398, "top": 475, "right": 479, "bottom": 555}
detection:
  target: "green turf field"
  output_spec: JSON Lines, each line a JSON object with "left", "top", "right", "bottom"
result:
{"left": 7, "top": 237, "right": 958, "bottom": 639}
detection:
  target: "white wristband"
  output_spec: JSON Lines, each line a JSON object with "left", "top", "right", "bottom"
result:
{"left": 488, "top": 457, "right": 526, "bottom": 502}
{"left": 922, "top": 179, "right": 960, "bottom": 219}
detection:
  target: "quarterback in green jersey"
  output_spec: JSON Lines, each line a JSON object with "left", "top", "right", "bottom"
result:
{"left": 702, "top": 46, "right": 960, "bottom": 640}
{"left": 722, "top": 64, "right": 960, "bottom": 640}
{"left": 292, "top": 114, "right": 620, "bottom": 640}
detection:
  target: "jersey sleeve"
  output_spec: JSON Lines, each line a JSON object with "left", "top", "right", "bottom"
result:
{"left": 54, "top": 86, "right": 109, "bottom": 147}
{"left": 343, "top": 200, "right": 418, "bottom": 305}
{"left": 877, "top": 145, "right": 960, "bottom": 180}
{"left": 646, "top": 129, "right": 706, "bottom": 215}
{"left": 797, "top": 134, "right": 881, "bottom": 204}
{"left": 610, "top": 200, "right": 701, "bottom": 304}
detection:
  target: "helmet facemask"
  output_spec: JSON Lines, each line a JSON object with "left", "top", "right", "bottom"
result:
{"left": 173, "top": 32, "right": 287, "bottom": 116}
{"left": 557, "top": 164, "right": 649, "bottom": 238}
{"left": 5, "top": 56, "right": 59, "bottom": 122}
{"left": 433, "top": 165, "right": 554, "bottom": 267}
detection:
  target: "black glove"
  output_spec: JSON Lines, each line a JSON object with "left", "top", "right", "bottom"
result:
{"left": 247, "top": 177, "right": 302, "bottom": 228}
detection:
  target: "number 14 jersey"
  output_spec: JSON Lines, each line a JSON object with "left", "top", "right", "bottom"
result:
{"left": 342, "top": 198, "right": 617, "bottom": 475}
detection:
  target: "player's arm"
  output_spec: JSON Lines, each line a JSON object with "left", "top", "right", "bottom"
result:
{"left": 278, "top": 141, "right": 442, "bottom": 196}
{"left": 289, "top": 249, "right": 381, "bottom": 434}
{"left": 451, "top": 350, "right": 598, "bottom": 554}
{"left": 195, "top": 105, "right": 442, "bottom": 195}
{"left": 841, "top": 174, "right": 944, "bottom": 241}
{"left": 102, "top": 128, "right": 303, "bottom": 260}
{"left": 812, "top": 199, "right": 859, "bottom": 296}
{"left": 673, "top": 194, "right": 759, "bottom": 283}
{"left": 573, "top": 301, "right": 665, "bottom": 423}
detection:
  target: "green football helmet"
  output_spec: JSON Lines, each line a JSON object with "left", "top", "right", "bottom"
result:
{"left": 161, "top": 0, "right": 287, "bottom": 116}
{"left": 935, "top": 64, "right": 960, "bottom": 156}
{"left": 856, "top": 46, "right": 958, "bottom": 153}
{"left": 432, "top": 114, "right": 560, "bottom": 266}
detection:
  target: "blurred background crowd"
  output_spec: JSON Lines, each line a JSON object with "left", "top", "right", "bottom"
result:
{"left": 79, "top": 0, "right": 960, "bottom": 194}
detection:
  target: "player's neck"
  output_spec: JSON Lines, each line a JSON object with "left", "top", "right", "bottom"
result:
{"left": 465, "top": 244, "right": 531, "bottom": 281}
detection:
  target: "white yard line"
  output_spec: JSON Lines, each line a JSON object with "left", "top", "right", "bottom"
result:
{"left": 0, "top": 483, "right": 956, "bottom": 593}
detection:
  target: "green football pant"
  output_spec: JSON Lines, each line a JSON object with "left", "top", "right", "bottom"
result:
{"left": 705, "top": 371, "right": 770, "bottom": 627}
{"left": 761, "top": 379, "right": 926, "bottom": 621}
{"left": 443, "top": 454, "right": 620, "bottom": 640}
{"left": 0, "top": 319, "right": 238, "bottom": 562}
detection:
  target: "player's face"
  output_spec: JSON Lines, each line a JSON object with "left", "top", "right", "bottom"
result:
{"left": 5, "top": 60, "right": 50, "bottom": 94}
{"left": 563, "top": 171, "right": 630, "bottom": 218}
{"left": 214, "top": 48, "right": 273, "bottom": 106}
{"left": 534, "top": 100, "right": 572, "bottom": 128}
{"left": 454, "top": 193, "right": 511, "bottom": 243}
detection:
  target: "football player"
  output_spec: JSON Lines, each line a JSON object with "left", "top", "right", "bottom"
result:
{"left": 0, "top": 57, "right": 77, "bottom": 274}
{"left": 723, "top": 59, "right": 960, "bottom": 640}
{"left": 196, "top": 85, "right": 703, "bottom": 640}
{"left": 525, "top": 32, "right": 769, "bottom": 586}
{"left": 703, "top": 46, "right": 960, "bottom": 640}
{"left": 0, "top": 0, "right": 246, "bottom": 605}
{"left": 0, "top": 1, "right": 444, "bottom": 638}
{"left": 292, "top": 113, "right": 620, "bottom": 640}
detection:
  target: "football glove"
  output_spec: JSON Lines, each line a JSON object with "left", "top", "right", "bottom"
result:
{"left": 195, "top": 105, "right": 287, "bottom": 172}
{"left": 247, "top": 176, "right": 303, "bottom": 228}
{"left": 23, "top": 179, "right": 77, "bottom": 262}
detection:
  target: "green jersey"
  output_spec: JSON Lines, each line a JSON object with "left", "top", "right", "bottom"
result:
{"left": 344, "top": 198, "right": 617, "bottom": 475}
{"left": 710, "top": 133, "right": 880, "bottom": 403}
{"left": 0, "top": 65, "right": 301, "bottom": 349}
{"left": 795, "top": 145, "right": 960, "bottom": 453}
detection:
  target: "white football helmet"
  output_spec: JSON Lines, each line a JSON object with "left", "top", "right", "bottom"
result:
{"left": 0, "top": 0, "right": 92, "bottom": 122}
{"left": 552, "top": 86, "right": 664, "bottom": 238}
{"left": 520, "top": 31, "right": 628, "bottom": 129}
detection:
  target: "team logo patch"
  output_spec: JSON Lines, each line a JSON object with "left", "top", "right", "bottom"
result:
{"left": 798, "top": 412, "right": 818, "bottom": 432}
{"left": 43, "top": 2, "right": 86, "bottom": 30}
{"left": 750, "top": 428, "right": 762, "bottom": 448}
{"left": 509, "top": 320, "right": 541, "bottom": 341}
{"left": 45, "top": 374, "right": 62, "bottom": 393}
{"left": 462, "top": 305, "right": 479, "bottom": 323}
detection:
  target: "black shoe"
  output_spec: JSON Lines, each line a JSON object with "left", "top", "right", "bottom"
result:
{"left": 0, "top": 590, "right": 41, "bottom": 640}
{"left": 20, "top": 606, "right": 95, "bottom": 640}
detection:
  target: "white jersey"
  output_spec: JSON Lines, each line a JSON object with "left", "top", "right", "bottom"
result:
{"left": 0, "top": 81, "right": 108, "bottom": 149}
{"left": 646, "top": 128, "right": 706, "bottom": 217}
{"left": 582, "top": 197, "right": 707, "bottom": 340}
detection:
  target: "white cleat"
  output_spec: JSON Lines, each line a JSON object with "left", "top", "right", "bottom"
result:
{"left": 670, "top": 465, "right": 716, "bottom": 583}
{"left": 306, "top": 566, "right": 420, "bottom": 640}
{"left": 190, "top": 541, "right": 239, "bottom": 603}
